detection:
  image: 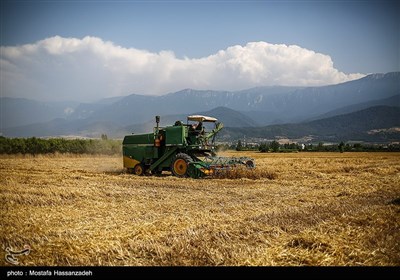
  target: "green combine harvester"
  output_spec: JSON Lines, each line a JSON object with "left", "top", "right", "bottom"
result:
{"left": 122, "top": 115, "right": 255, "bottom": 179}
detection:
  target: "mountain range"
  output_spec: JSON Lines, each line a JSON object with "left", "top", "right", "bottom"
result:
{"left": 1, "top": 72, "right": 399, "bottom": 143}
{"left": 221, "top": 106, "right": 400, "bottom": 143}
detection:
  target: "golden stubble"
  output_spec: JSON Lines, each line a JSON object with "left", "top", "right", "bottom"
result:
{"left": 1, "top": 152, "right": 399, "bottom": 266}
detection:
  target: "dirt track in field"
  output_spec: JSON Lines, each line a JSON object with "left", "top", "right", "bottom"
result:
{"left": 1, "top": 152, "right": 399, "bottom": 266}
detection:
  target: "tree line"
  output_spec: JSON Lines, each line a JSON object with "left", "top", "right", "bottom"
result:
{"left": 2, "top": 136, "right": 399, "bottom": 155}
{"left": 0, "top": 136, "right": 122, "bottom": 155}
{"left": 216, "top": 140, "right": 400, "bottom": 153}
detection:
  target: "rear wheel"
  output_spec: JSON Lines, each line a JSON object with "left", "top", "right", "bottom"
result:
{"left": 171, "top": 153, "right": 193, "bottom": 177}
{"left": 133, "top": 164, "right": 145, "bottom": 176}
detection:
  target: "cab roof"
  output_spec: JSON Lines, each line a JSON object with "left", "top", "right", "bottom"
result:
{"left": 187, "top": 115, "right": 218, "bottom": 122}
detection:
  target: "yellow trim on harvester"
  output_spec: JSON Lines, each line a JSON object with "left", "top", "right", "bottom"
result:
{"left": 123, "top": 156, "right": 140, "bottom": 168}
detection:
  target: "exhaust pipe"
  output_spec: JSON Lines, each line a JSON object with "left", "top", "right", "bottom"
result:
{"left": 155, "top": 115, "right": 160, "bottom": 130}
{"left": 155, "top": 116, "right": 161, "bottom": 147}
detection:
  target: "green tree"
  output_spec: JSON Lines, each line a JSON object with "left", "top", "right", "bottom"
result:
{"left": 236, "top": 140, "right": 243, "bottom": 151}
{"left": 270, "top": 140, "right": 280, "bottom": 152}
{"left": 353, "top": 143, "right": 363, "bottom": 151}
{"left": 259, "top": 142, "right": 268, "bottom": 153}
{"left": 338, "top": 141, "right": 345, "bottom": 153}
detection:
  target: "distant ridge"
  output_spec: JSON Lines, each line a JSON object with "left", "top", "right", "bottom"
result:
{"left": 1, "top": 72, "right": 399, "bottom": 143}
{"left": 221, "top": 106, "right": 400, "bottom": 142}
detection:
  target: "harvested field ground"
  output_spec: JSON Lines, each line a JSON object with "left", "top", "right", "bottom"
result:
{"left": 1, "top": 152, "right": 399, "bottom": 266}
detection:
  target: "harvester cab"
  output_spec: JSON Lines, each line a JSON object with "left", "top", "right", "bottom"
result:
{"left": 186, "top": 115, "right": 221, "bottom": 151}
{"left": 122, "top": 115, "right": 255, "bottom": 178}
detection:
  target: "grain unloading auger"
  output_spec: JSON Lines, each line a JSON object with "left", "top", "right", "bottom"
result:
{"left": 123, "top": 115, "right": 255, "bottom": 179}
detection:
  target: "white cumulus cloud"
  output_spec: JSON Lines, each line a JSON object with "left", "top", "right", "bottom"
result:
{"left": 1, "top": 36, "right": 364, "bottom": 101}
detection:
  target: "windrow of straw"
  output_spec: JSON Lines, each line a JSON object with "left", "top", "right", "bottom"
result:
{"left": 212, "top": 166, "right": 278, "bottom": 180}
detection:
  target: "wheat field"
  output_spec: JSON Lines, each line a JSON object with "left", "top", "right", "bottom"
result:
{"left": 1, "top": 152, "right": 399, "bottom": 266}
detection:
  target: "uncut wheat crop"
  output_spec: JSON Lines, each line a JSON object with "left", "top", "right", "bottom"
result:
{"left": 1, "top": 152, "right": 399, "bottom": 266}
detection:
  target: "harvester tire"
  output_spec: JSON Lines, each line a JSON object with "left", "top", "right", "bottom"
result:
{"left": 171, "top": 153, "right": 193, "bottom": 177}
{"left": 133, "top": 163, "right": 145, "bottom": 176}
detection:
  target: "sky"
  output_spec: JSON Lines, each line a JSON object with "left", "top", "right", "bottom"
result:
{"left": 0, "top": 0, "right": 399, "bottom": 102}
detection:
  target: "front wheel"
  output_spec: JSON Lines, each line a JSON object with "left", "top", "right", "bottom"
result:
{"left": 171, "top": 153, "right": 193, "bottom": 177}
{"left": 133, "top": 164, "right": 145, "bottom": 176}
